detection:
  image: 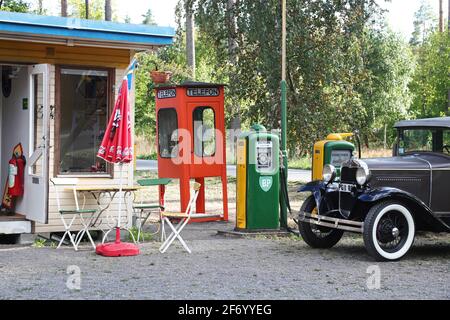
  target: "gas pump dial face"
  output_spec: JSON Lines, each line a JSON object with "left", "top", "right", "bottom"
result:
{"left": 330, "top": 150, "right": 352, "bottom": 167}
{"left": 256, "top": 141, "right": 273, "bottom": 172}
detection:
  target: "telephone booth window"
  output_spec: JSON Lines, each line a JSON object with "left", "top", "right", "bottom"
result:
{"left": 193, "top": 107, "right": 216, "bottom": 157}
{"left": 158, "top": 108, "right": 178, "bottom": 158}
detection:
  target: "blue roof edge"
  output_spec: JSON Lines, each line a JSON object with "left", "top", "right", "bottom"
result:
{"left": 0, "top": 11, "right": 175, "bottom": 39}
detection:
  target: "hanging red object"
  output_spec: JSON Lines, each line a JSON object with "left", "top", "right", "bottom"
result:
{"left": 150, "top": 70, "right": 172, "bottom": 84}
{"left": 2, "top": 143, "right": 26, "bottom": 211}
{"left": 96, "top": 73, "right": 139, "bottom": 257}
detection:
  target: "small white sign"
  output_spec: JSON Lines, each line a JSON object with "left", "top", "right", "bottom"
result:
{"left": 259, "top": 176, "right": 273, "bottom": 192}
{"left": 157, "top": 89, "right": 176, "bottom": 99}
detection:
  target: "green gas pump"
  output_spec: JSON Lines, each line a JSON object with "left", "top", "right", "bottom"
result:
{"left": 236, "top": 125, "right": 280, "bottom": 231}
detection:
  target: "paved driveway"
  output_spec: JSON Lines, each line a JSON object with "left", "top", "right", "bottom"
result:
{"left": 136, "top": 160, "right": 311, "bottom": 182}
{"left": 1, "top": 222, "right": 449, "bottom": 300}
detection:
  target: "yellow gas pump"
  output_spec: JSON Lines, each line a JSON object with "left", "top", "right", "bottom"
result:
{"left": 312, "top": 133, "right": 357, "bottom": 181}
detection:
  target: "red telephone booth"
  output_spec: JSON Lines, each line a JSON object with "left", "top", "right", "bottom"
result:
{"left": 155, "top": 82, "right": 228, "bottom": 222}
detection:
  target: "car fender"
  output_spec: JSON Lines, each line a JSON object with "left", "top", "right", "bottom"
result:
{"left": 298, "top": 180, "right": 327, "bottom": 211}
{"left": 297, "top": 180, "right": 326, "bottom": 193}
{"left": 358, "top": 187, "right": 450, "bottom": 232}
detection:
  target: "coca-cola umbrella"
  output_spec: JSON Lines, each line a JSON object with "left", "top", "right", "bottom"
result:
{"left": 95, "top": 62, "right": 139, "bottom": 257}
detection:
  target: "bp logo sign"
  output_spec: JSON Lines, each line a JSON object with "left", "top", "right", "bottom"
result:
{"left": 259, "top": 176, "right": 273, "bottom": 192}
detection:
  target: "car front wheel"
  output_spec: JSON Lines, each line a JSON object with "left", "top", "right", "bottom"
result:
{"left": 298, "top": 195, "right": 344, "bottom": 248}
{"left": 363, "top": 201, "right": 415, "bottom": 261}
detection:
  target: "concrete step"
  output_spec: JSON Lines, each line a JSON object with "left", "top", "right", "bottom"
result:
{"left": 0, "top": 220, "right": 31, "bottom": 235}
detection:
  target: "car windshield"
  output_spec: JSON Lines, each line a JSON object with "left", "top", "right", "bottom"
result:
{"left": 398, "top": 128, "right": 450, "bottom": 155}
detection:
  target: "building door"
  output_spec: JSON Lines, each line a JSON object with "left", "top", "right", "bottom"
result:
{"left": 24, "top": 64, "right": 50, "bottom": 224}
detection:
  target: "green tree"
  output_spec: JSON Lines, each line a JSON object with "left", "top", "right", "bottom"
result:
{"left": 134, "top": 52, "right": 191, "bottom": 136}
{"left": 133, "top": 0, "right": 415, "bottom": 154}
{"left": 142, "top": 8, "right": 156, "bottom": 25}
{"left": 133, "top": 22, "right": 224, "bottom": 136}
{"left": 36, "top": 0, "right": 45, "bottom": 14}
{"left": 68, "top": 0, "right": 104, "bottom": 20}
{"left": 409, "top": 31, "right": 450, "bottom": 117}
{"left": 356, "top": 28, "right": 415, "bottom": 145}
{"left": 410, "top": 0, "right": 437, "bottom": 47}
{"left": 0, "top": 0, "right": 29, "bottom": 12}
{"left": 193, "top": 0, "right": 414, "bottom": 154}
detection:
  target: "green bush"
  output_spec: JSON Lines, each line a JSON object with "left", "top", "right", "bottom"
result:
{"left": 288, "top": 157, "right": 312, "bottom": 170}
{"left": 128, "top": 227, "right": 154, "bottom": 242}
{"left": 137, "top": 153, "right": 158, "bottom": 160}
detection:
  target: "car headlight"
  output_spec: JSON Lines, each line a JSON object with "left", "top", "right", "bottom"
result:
{"left": 323, "top": 164, "right": 336, "bottom": 183}
{"left": 356, "top": 166, "right": 371, "bottom": 185}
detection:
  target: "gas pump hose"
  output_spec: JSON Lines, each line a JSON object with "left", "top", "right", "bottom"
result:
{"left": 279, "top": 165, "right": 299, "bottom": 235}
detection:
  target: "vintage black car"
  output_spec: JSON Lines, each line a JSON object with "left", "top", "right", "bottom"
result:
{"left": 298, "top": 117, "right": 450, "bottom": 261}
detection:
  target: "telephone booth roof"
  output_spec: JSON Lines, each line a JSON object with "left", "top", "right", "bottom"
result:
{"left": 156, "top": 81, "right": 227, "bottom": 89}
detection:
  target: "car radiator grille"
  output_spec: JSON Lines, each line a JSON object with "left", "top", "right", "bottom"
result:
{"left": 340, "top": 167, "right": 358, "bottom": 184}
{"left": 339, "top": 167, "right": 358, "bottom": 217}
{"left": 339, "top": 192, "right": 354, "bottom": 217}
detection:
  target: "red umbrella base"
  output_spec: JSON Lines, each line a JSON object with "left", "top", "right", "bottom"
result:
{"left": 96, "top": 242, "right": 140, "bottom": 257}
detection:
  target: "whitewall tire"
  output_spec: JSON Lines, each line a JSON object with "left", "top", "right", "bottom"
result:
{"left": 363, "top": 201, "right": 415, "bottom": 261}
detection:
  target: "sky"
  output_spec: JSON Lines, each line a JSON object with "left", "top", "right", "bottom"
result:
{"left": 115, "top": 0, "right": 178, "bottom": 27}
{"left": 33, "top": 0, "right": 448, "bottom": 38}
{"left": 378, "top": 0, "right": 447, "bottom": 39}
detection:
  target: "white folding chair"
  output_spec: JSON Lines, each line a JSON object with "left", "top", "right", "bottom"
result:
{"left": 159, "top": 182, "right": 221, "bottom": 254}
{"left": 51, "top": 178, "right": 97, "bottom": 250}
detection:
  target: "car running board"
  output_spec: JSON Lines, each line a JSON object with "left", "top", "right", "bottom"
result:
{"left": 299, "top": 211, "right": 363, "bottom": 233}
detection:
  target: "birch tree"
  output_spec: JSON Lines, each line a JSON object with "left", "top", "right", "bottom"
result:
{"left": 105, "top": 0, "right": 112, "bottom": 21}
{"left": 61, "top": 0, "right": 68, "bottom": 16}
{"left": 85, "top": 0, "right": 89, "bottom": 19}
{"left": 186, "top": 0, "right": 196, "bottom": 79}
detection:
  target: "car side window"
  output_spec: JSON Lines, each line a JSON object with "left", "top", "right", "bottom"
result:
{"left": 400, "top": 129, "right": 433, "bottom": 154}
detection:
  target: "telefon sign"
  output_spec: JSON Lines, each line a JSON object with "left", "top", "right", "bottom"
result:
{"left": 186, "top": 87, "right": 220, "bottom": 97}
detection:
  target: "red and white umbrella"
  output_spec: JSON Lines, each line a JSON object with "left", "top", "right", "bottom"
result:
{"left": 95, "top": 61, "right": 139, "bottom": 257}
{"left": 97, "top": 80, "right": 133, "bottom": 164}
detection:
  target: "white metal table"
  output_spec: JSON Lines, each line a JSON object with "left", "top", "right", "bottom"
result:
{"left": 66, "top": 185, "right": 141, "bottom": 248}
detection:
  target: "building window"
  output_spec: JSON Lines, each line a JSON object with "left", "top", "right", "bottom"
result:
{"left": 58, "top": 68, "right": 110, "bottom": 175}
{"left": 193, "top": 107, "right": 216, "bottom": 157}
{"left": 158, "top": 108, "right": 178, "bottom": 158}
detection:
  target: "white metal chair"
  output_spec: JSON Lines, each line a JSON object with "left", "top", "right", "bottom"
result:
{"left": 159, "top": 182, "right": 220, "bottom": 254}
{"left": 51, "top": 178, "right": 97, "bottom": 250}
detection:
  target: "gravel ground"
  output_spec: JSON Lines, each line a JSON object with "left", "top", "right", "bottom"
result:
{"left": 0, "top": 221, "right": 449, "bottom": 300}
